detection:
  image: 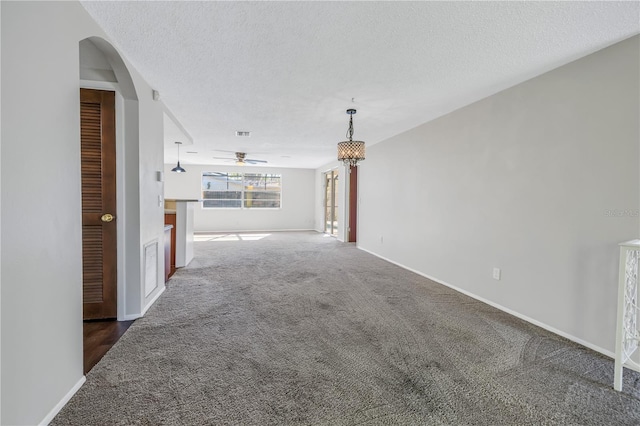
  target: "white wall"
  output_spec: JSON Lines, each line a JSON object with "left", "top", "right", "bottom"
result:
{"left": 136, "top": 81, "right": 166, "bottom": 313}
{"left": 164, "top": 164, "right": 316, "bottom": 232}
{"left": 358, "top": 35, "right": 640, "bottom": 356}
{"left": 1, "top": 2, "right": 168, "bottom": 424}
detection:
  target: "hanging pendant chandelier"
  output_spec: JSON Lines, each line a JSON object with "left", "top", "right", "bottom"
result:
{"left": 337, "top": 108, "right": 365, "bottom": 167}
{"left": 171, "top": 141, "right": 186, "bottom": 173}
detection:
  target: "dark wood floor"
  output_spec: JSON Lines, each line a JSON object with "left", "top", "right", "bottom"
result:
{"left": 84, "top": 319, "right": 134, "bottom": 374}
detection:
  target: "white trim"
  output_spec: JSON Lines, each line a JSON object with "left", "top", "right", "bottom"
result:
{"left": 121, "top": 285, "right": 166, "bottom": 321}
{"left": 39, "top": 376, "right": 86, "bottom": 426}
{"left": 200, "top": 207, "right": 283, "bottom": 211}
{"left": 194, "top": 228, "right": 316, "bottom": 234}
{"left": 121, "top": 313, "right": 143, "bottom": 321}
{"left": 143, "top": 239, "right": 159, "bottom": 297}
{"left": 200, "top": 171, "right": 283, "bottom": 210}
{"left": 114, "top": 91, "right": 127, "bottom": 321}
{"left": 357, "top": 246, "right": 614, "bottom": 359}
{"left": 321, "top": 165, "right": 341, "bottom": 174}
{"left": 141, "top": 285, "right": 165, "bottom": 316}
{"left": 79, "top": 79, "right": 120, "bottom": 92}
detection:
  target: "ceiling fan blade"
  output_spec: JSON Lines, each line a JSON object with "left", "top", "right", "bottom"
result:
{"left": 211, "top": 149, "right": 237, "bottom": 154}
{"left": 246, "top": 159, "right": 267, "bottom": 164}
{"left": 212, "top": 156, "right": 234, "bottom": 160}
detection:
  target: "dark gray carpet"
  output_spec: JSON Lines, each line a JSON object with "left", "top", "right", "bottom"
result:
{"left": 54, "top": 231, "right": 640, "bottom": 425}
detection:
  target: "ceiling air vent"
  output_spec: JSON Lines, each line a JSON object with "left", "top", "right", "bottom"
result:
{"left": 236, "top": 131, "right": 251, "bottom": 137}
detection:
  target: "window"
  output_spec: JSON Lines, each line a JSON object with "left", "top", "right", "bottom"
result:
{"left": 202, "top": 172, "right": 281, "bottom": 209}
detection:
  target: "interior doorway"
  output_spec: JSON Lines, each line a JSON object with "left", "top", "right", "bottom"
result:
{"left": 80, "top": 36, "right": 142, "bottom": 323}
{"left": 79, "top": 35, "right": 141, "bottom": 374}
{"left": 324, "top": 169, "right": 339, "bottom": 236}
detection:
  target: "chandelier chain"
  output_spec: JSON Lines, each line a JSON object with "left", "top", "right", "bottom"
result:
{"left": 346, "top": 115, "right": 354, "bottom": 141}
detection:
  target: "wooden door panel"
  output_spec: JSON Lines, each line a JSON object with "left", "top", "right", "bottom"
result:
{"left": 348, "top": 166, "right": 358, "bottom": 242}
{"left": 82, "top": 226, "right": 104, "bottom": 303}
{"left": 80, "top": 88, "right": 117, "bottom": 319}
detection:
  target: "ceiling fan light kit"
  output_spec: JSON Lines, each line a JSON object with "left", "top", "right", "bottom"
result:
{"left": 235, "top": 152, "right": 246, "bottom": 166}
{"left": 171, "top": 141, "right": 186, "bottom": 173}
{"left": 213, "top": 151, "right": 268, "bottom": 166}
{"left": 337, "top": 108, "right": 365, "bottom": 167}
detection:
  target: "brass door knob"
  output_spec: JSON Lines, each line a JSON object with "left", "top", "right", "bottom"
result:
{"left": 101, "top": 213, "right": 115, "bottom": 223}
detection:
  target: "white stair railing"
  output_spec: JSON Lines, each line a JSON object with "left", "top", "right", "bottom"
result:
{"left": 614, "top": 239, "right": 640, "bottom": 391}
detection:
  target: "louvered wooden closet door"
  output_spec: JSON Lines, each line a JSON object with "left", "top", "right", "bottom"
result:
{"left": 80, "top": 88, "right": 117, "bottom": 319}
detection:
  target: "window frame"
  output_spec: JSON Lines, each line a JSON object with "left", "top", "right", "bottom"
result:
{"left": 201, "top": 171, "right": 282, "bottom": 210}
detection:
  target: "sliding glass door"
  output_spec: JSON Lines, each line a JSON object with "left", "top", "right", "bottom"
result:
{"left": 324, "top": 169, "right": 339, "bottom": 236}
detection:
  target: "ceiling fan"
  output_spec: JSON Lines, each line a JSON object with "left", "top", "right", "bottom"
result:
{"left": 212, "top": 152, "right": 267, "bottom": 166}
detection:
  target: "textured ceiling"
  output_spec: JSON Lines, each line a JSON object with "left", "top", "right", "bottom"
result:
{"left": 80, "top": 1, "right": 639, "bottom": 169}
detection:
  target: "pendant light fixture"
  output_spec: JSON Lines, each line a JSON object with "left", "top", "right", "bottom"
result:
{"left": 337, "top": 109, "right": 365, "bottom": 167}
{"left": 171, "top": 141, "right": 186, "bottom": 173}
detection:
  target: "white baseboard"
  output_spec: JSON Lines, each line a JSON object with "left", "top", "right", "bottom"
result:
{"left": 118, "top": 285, "right": 165, "bottom": 321}
{"left": 357, "top": 246, "right": 614, "bottom": 359}
{"left": 40, "top": 375, "right": 86, "bottom": 425}
{"left": 40, "top": 284, "right": 165, "bottom": 424}
{"left": 120, "top": 313, "right": 143, "bottom": 321}
{"left": 195, "top": 228, "right": 316, "bottom": 234}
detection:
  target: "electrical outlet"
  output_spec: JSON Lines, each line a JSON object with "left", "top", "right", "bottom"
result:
{"left": 493, "top": 267, "right": 501, "bottom": 280}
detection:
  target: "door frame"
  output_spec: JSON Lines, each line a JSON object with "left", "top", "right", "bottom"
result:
{"left": 321, "top": 164, "right": 359, "bottom": 242}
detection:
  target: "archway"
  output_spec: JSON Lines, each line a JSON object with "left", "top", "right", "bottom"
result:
{"left": 79, "top": 37, "right": 140, "bottom": 320}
